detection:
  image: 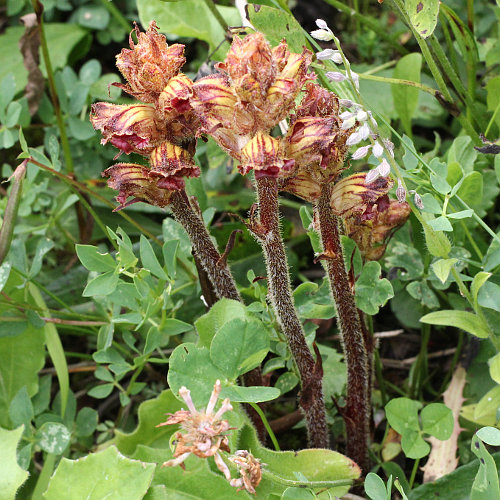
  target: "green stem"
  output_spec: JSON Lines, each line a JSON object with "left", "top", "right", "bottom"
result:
{"left": 31, "top": 0, "right": 73, "bottom": 174}
{"left": 249, "top": 402, "right": 280, "bottom": 451}
{"left": 358, "top": 73, "right": 439, "bottom": 97}
{"left": 202, "top": 0, "right": 228, "bottom": 34}
{"left": 31, "top": 453, "right": 56, "bottom": 500}
{"left": 409, "top": 458, "right": 420, "bottom": 488}
{"left": 439, "top": 12, "right": 459, "bottom": 76}
{"left": 99, "top": 0, "right": 131, "bottom": 33}
{"left": 485, "top": 101, "right": 500, "bottom": 137}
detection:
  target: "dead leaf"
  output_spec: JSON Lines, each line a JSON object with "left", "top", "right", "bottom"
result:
{"left": 422, "top": 365, "right": 466, "bottom": 483}
{"left": 19, "top": 13, "right": 45, "bottom": 116}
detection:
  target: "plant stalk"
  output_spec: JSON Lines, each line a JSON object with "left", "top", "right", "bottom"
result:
{"left": 315, "top": 183, "right": 370, "bottom": 472}
{"left": 170, "top": 190, "right": 240, "bottom": 302}
{"left": 254, "top": 176, "right": 329, "bottom": 449}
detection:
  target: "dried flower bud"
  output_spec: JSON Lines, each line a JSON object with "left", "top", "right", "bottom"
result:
{"left": 330, "top": 172, "right": 394, "bottom": 218}
{"left": 240, "top": 131, "right": 294, "bottom": 178}
{"left": 344, "top": 197, "right": 411, "bottom": 260}
{"left": 103, "top": 163, "right": 173, "bottom": 209}
{"left": 156, "top": 380, "right": 233, "bottom": 473}
{"left": 396, "top": 178, "right": 406, "bottom": 202}
{"left": 114, "top": 21, "right": 186, "bottom": 102}
{"left": 339, "top": 99, "right": 355, "bottom": 108}
{"left": 295, "top": 82, "right": 339, "bottom": 119}
{"left": 414, "top": 191, "right": 424, "bottom": 209}
{"left": 229, "top": 450, "right": 263, "bottom": 495}
{"left": 280, "top": 172, "right": 322, "bottom": 202}
{"left": 90, "top": 103, "right": 164, "bottom": 155}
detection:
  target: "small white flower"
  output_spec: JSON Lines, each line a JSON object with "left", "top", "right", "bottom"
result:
{"left": 378, "top": 158, "right": 391, "bottom": 177}
{"left": 396, "top": 178, "right": 406, "bottom": 202}
{"left": 340, "top": 111, "right": 355, "bottom": 120}
{"left": 350, "top": 71, "right": 360, "bottom": 89}
{"left": 339, "top": 99, "right": 355, "bottom": 108}
{"left": 414, "top": 192, "right": 424, "bottom": 209}
{"left": 356, "top": 110, "right": 368, "bottom": 122}
{"left": 341, "top": 115, "right": 356, "bottom": 129}
{"left": 316, "top": 19, "right": 329, "bottom": 29}
{"left": 372, "top": 141, "right": 384, "bottom": 158}
{"left": 311, "top": 29, "right": 334, "bottom": 41}
{"left": 359, "top": 122, "right": 371, "bottom": 140}
{"left": 352, "top": 145, "right": 371, "bottom": 160}
{"left": 317, "top": 49, "right": 336, "bottom": 60}
{"left": 326, "top": 71, "right": 346, "bottom": 82}
{"left": 367, "top": 110, "right": 378, "bottom": 127}
{"left": 365, "top": 168, "right": 381, "bottom": 184}
{"left": 346, "top": 131, "right": 362, "bottom": 146}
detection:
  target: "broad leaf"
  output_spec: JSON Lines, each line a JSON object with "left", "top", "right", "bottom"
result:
{"left": 0, "top": 426, "right": 29, "bottom": 500}
{"left": 404, "top": 0, "right": 439, "bottom": 38}
{"left": 420, "top": 310, "right": 490, "bottom": 339}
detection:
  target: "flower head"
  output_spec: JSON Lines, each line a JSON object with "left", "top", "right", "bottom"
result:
{"left": 228, "top": 450, "right": 263, "bottom": 495}
{"left": 157, "top": 380, "right": 233, "bottom": 474}
{"left": 114, "top": 21, "right": 186, "bottom": 103}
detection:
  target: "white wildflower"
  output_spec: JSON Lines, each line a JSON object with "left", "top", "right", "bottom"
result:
{"left": 414, "top": 192, "right": 424, "bottom": 209}
{"left": 378, "top": 158, "right": 391, "bottom": 177}
{"left": 346, "top": 131, "right": 362, "bottom": 146}
{"left": 372, "top": 141, "right": 384, "bottom": 158}
{"left": 365, "top": 168, "right": 381, "bottom": 184}
{"left": 359, "top": 122, "right": 371, "bottom": 140}
{"left": 311, "top": 29, "right": 334, "bottom": 41}
{"left": 352, "top": 145, "right": 371, "bottom": 160}
{"left": 326, "top": 71, "right": 346, "bottom": 82}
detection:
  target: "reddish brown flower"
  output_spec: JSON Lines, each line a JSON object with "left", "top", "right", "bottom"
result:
{"left": 149, "top": 141, "right": 200, "bottom": 190}
{"left": 103, "top": 163, "right": 173, "bottom": 209}
{"left": 344, "top": 196, "right": 411, "bottom": 260}
{"left": 239, "top": 131, "right": 294, "bottom": 178}
{"left": 115, "top": 21, "right": 186, "bottom": 103}
{"left": 158, "top": 73, "right": 194, "bottom": 119}
{"left": 90, "top": 103, "right": 164, "bottom": 155}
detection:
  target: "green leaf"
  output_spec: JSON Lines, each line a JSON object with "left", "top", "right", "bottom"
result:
{"left": 457, "top": 171, "right": 483, "bottom": 206}
{"left": 210, "top": 317, "right": 269, "bottom": 379}
{"left": 8, "top": 386, "right": 33, "bottom": 428}
{"left": 471, "top": 272, "right": 491, "bottom": 308}
{"left": 474, "top": 386, "right": 500, "bottom": 422}
{"left": 0, "top": 325, "right": 45, "bottom": 427}
{"left": 74, "top": 5, "right": 110, "bottom": 30}
{"left": 293, "top": 281, "right": 336, "bottom": 320}
{"left": 404, "top": 0, "right": 439, "bottom": 38}
{"left": 420, "top": 310, "right": 491, "bottom": 339}
{"left": 44, "top": 446, "right": 155, "bottom": 500}
{"left": 477, "top": 427, "right": 500, "bottom": 446}
{"left": 274, "top": 372, "right": 299, "bottom": 395}
{"left": 410, "top": 453, "right": 500, "bottom": 499}
{"left": 115, "top": 389, "right": 183, "bottom": 455}
{"left": 137, "top": 0, "right": 240, "bottom": 60}
{"left": 82, "top": 271, "right": 119, "bottom": 297}
{"left": 402, "top": 429, "right": 430, "bottom": 459}
{"left": 421, "top": 214, "right": 451, "bottom": 258}
{"left": 406, "top": 281, "right": 439, "bottom": 309}
{"left": 478, "top": 281, "right": 500, "bottom": 313}
{"left": 281, "top": 487, "right": 316, "bottom": 499}
{"left": 0, "top": 426, "right": 29, "bottom": 500}
{"left": 75, "top": 407, "right": 98, "bottom": 437}
{"left": 421, "top": 403, "right": 453, "bottom": 440}
{"left": 364, "top": 472, "right": 388, "bottom": 500}
{"left": 489, "top": 353, "right": 500, "bottom": 385}
{"left": 220, "top": 385, "right": 280, "bottom": 403}
{"left": 385, "top": 398, "right": 422, "bottom": 434}
{"left": 88, "top": 384, "right": 114, "bottom": 399}
{"left": 247, "top": 4, "right": 308, "bottom": 53}
{"left": 35, "top": 422, "right": 71, "bottom": 454}
{"left": 392, "top": 53, "right": 422, "bottom": 136}
{"left": 195, "top": 298, "right": 248, "bottom": 348}
{"left": 471, "top": 434, "right": 500, "bottom": 500}
{"left": 162, "top": 240, "right": 179, "bottom": 278}
{"left": 355, "top": 261, "right": 394, "bottom": 315}
{"left": 432, "top": 258, "right": 458, "bottom": 284}
{"left": 167, "top": 343, "right": 226, "bottom": 408}
{"left": 427, "top": 216, "right": 453, "bottom": 232}
{"left": 140, "top": 235, "right": 167, "bottom": 280}
{"left": 76, "top": 245, "right": 116, "bottom": 273}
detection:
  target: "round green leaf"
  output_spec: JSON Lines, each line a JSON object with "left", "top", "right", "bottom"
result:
{"left": 35, "top": 422, "right": 71, "bottom": 455}
{"left": 421, "top": 403, "right": 453, "bottom": 440}
{"left": 210, "top": 318, "right": 270, "bottom": 379}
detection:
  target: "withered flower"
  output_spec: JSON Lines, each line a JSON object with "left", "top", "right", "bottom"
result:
{"left": 157, "top": 380, "right": 233, "bottom": 477}
{"left": 90, "top": 103, "right": 164, "bottom": 155}
{"left": 115, "top": 21, "right": 186, "bottom": 103}
{"left": 228, "top": 450, "right": 263, "bottom": 495}
{"left": 343, "top": 196, "right": 411, "bottom": 260}
{"left": 103, "top": 163, "right": 174, "bottom": 209}
{"left": 330, "top": 172, "right": 394, "bottom": 218}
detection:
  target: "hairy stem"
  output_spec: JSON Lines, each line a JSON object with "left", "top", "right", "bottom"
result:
{"left": 255, "top": 176, "right": 329, "bottom": 449}
{"left": 315, "top": 183, "right": 370, "bottom": 472}
{"left": 170, "top": 190, "right": 240, "bottom": 302}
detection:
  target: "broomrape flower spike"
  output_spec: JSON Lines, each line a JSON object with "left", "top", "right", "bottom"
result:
{"left": 156, "top": 380, "right": 233, "bottom": 474}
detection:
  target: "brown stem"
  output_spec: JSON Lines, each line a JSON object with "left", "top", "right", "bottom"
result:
{"left": 255, "top": 176, "right": 329, "bottom": 449}
{"left": 169, "top": 190, "right": 240, "bottom": 302}
{"left": 315, "top": 182, "right": 371, "bottom": 473}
